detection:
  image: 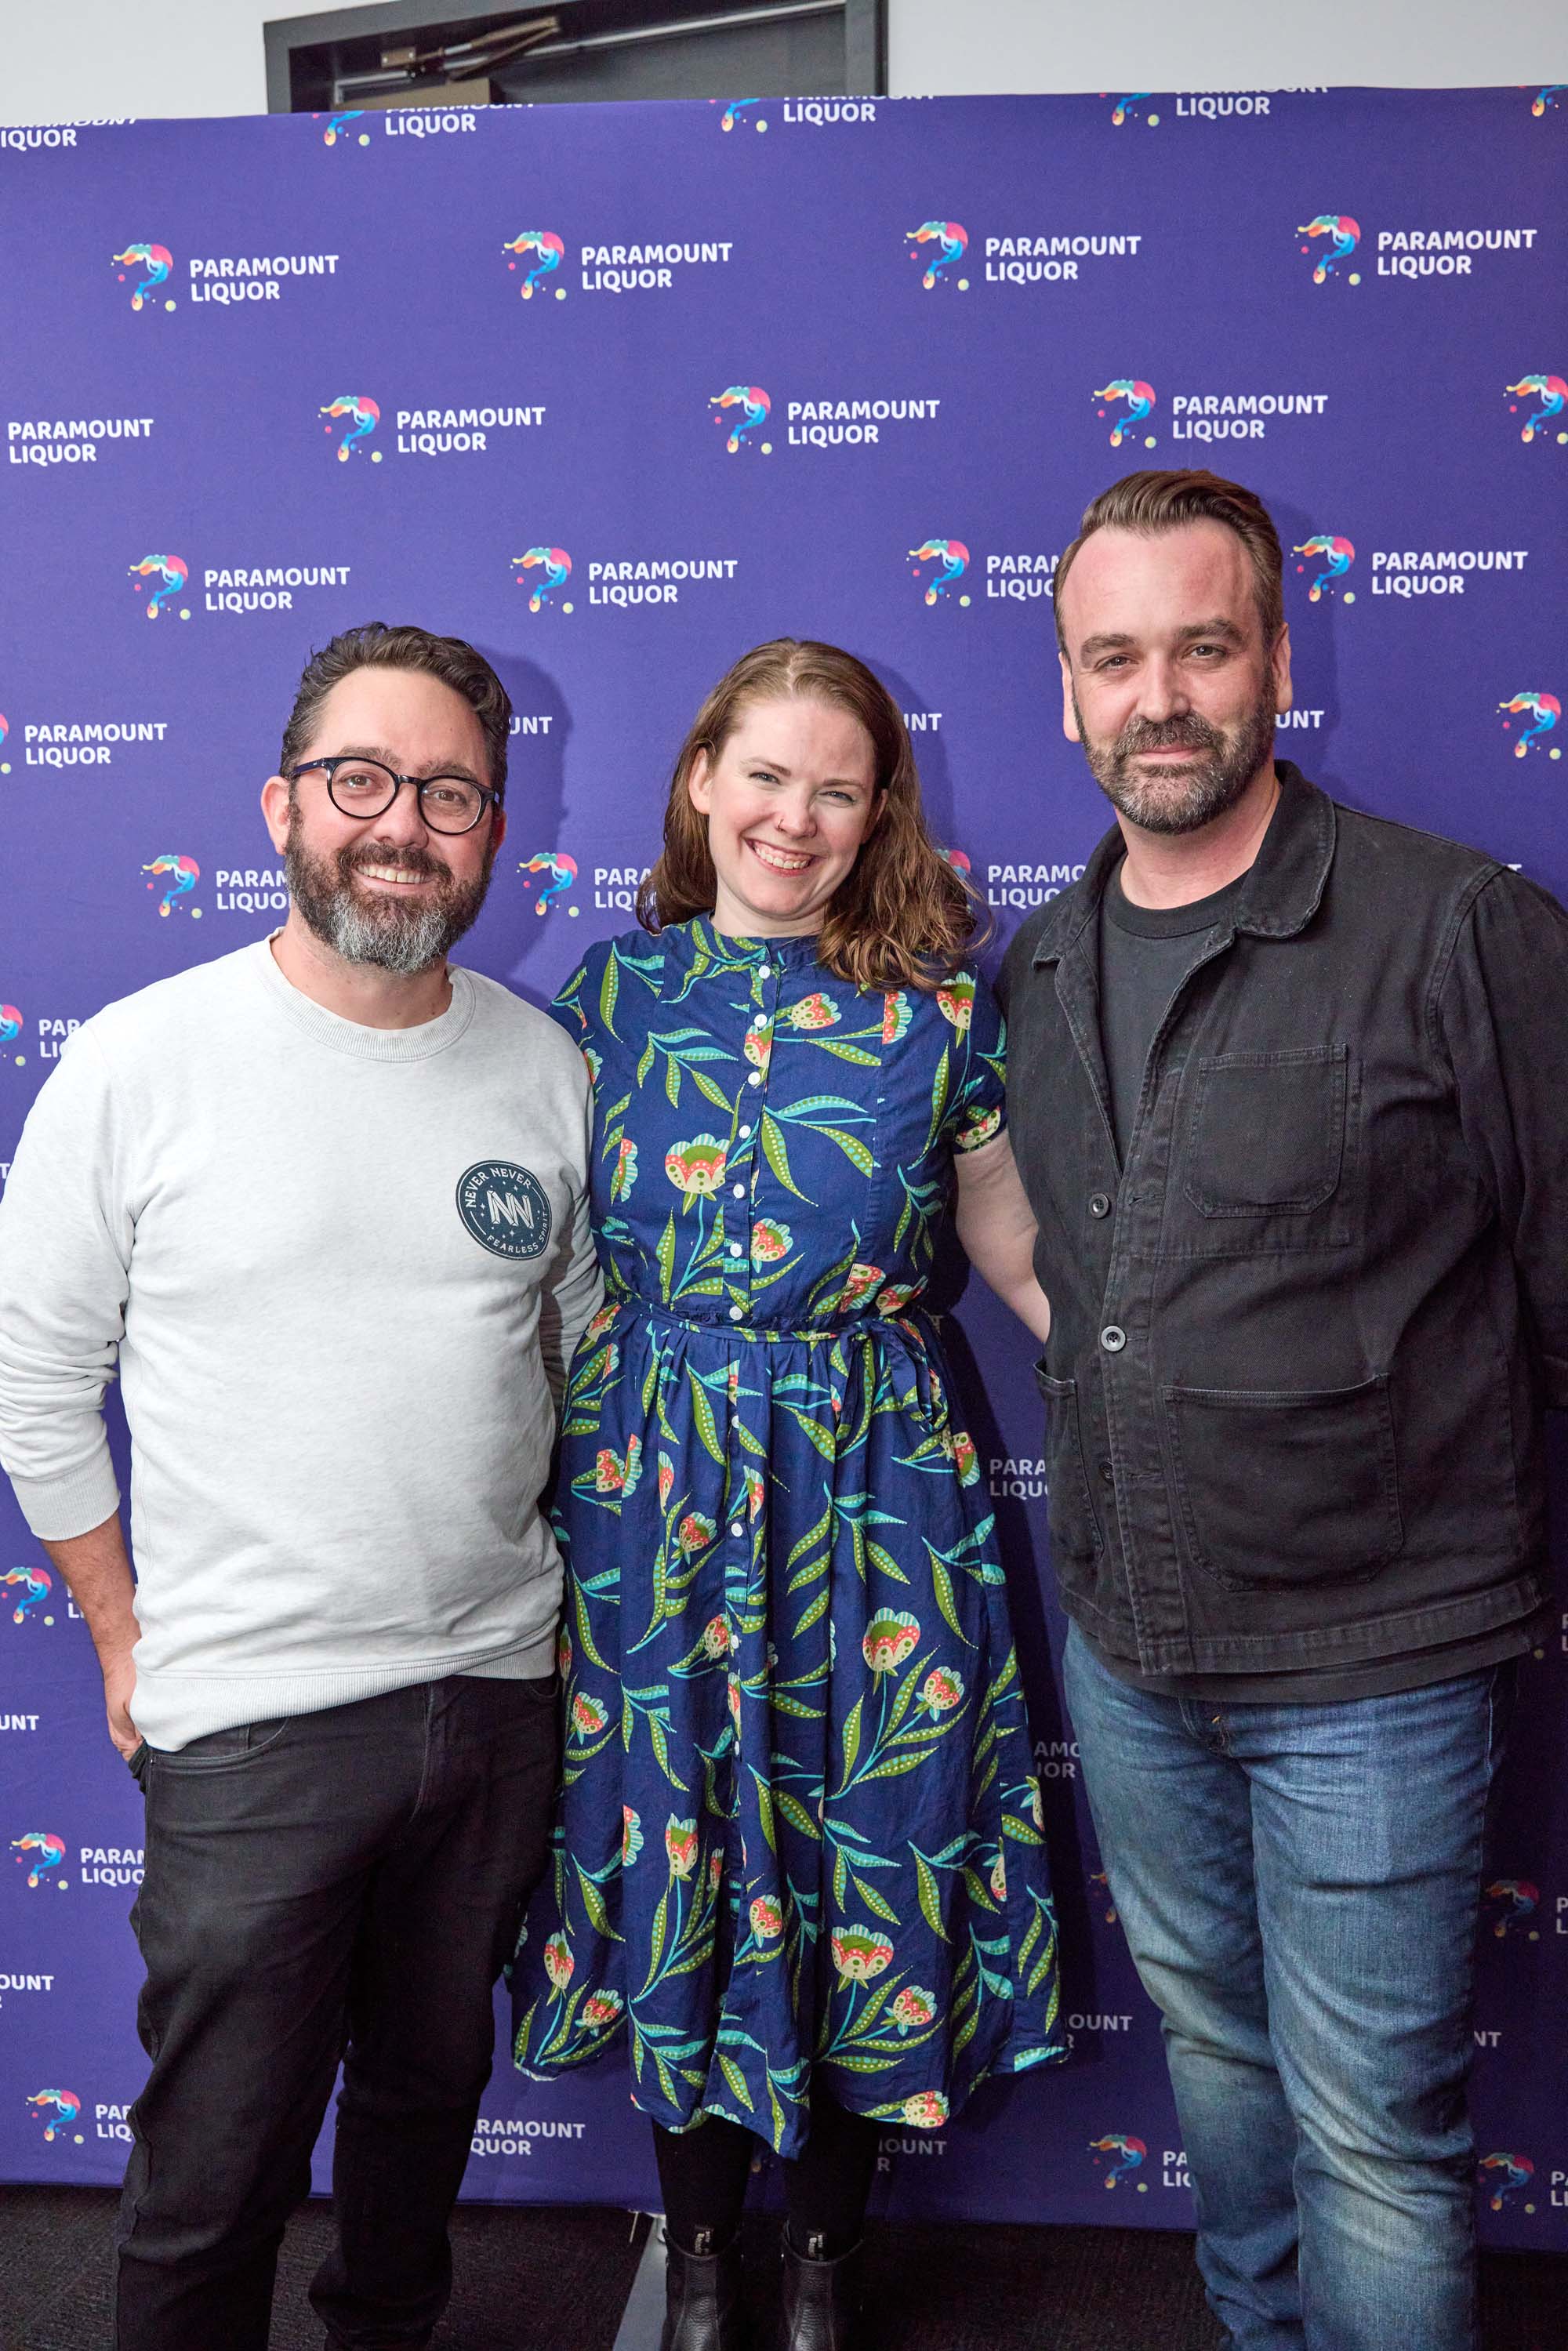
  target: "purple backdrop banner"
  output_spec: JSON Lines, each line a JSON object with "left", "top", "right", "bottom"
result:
{"left": 1, "top": 83, "right": 1566, "bottom": 2245}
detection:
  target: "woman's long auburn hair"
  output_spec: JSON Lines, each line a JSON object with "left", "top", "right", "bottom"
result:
{"left": 637, "top": 638, "right": 984, "bottom": 992}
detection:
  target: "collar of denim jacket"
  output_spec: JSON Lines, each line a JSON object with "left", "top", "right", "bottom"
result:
{"left": 1030, "top": 761, "right": 1335, "bottom": 966}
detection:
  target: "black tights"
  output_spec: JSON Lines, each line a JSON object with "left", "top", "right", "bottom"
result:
{"left": 653, "top": 2096, "right": 880, "bottom": 2262}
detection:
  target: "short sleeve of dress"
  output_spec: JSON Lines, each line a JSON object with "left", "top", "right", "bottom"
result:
{"left": 550, "top": 942, "right": 608, "bottom": 1063}
{"left": 944, "top": 968, "right": 1008, "bottom": 1156}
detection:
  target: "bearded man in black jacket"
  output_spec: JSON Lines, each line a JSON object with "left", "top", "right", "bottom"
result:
{"left": 1001, "top": 469, "right": 1565, "bottom": 2351}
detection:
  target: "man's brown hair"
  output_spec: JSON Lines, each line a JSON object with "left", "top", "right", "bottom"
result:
{"left": 1053, "top": 469, "right": 1286, "bottom": 657}
{"left": 279, "top": 623, "right": 513, "bottom": 796}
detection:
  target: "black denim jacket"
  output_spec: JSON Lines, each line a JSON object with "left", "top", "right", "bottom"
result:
{"left": 1000, "top": 764, "right": 1568, "bottom": 1677}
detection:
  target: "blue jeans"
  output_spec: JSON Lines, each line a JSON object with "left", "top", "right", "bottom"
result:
{"left": 1062, "top": 1625, "right": 1516, "bottom": 2351}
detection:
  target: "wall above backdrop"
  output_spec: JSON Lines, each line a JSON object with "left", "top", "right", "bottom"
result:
{"left": 264, "top": 0, "right": 886, "bottom": 114}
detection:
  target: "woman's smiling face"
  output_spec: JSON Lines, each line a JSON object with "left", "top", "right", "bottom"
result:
{"left": 686, "top": 694, "right": 880, "bottom": 938}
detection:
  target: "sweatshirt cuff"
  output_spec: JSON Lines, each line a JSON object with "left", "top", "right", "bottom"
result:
{"left": 7, "top": 1453, "right": 122, "bottom": 1543}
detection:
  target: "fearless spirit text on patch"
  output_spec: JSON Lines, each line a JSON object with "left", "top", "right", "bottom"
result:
{"left": 456, "top": 1161, "right": 553, "bottom": 1259}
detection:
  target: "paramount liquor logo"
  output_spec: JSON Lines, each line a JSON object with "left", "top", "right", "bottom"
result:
{"left": 906, "top": 221, "right": 969, "bottom": 289}
{"left": 317, "top": 111, "right": 368, "bottom": 146}
{"left": 128, "top": 553, "right": 189, "bottom": 619}
{"left": 188, "top": 252, "right": 341, "bottom": 305}
{"left": 909, "top": 541, "right": 970, "bottom": 606}
{"left": 579, "top": 239, "right": 734, "bottom": 294}
{"left": 1298, "top": 215, "right": 1361, "bottom": 284}
{"left": 1369, "top": 546, "right": 1530, "bottom": 597}
{"left": 111, "top": 241, "right": 173, "bottom": 310}
{"left": 9, "top": 416, "right": 154, "bottom": 467}
{"left": 1498, "top": 693, "right": 1561, "bottom": 758}
{"left": 202, "top": 561, "right": 353, "bottom": 615}
{"left": 982, "top": 231, "right": 1142, "bottom": 285}
{"left": 1298, "top": 215, "right": 1541, "bottom": 285}
{"left": 11, "top": 1832, "right": 67, "bottom": 1888}
{"left": 16, "top": 719, "right": 169, "bottom": 767}
{"left": 711, "top": 385, "right": 944, "bottom": 454}
{"left": 1093, "top": 379, "right": 1156, "bottom": 449}
{"left": 1505, "top": 373, "right": 1567, "bottom": 444}
{"left": 1089, "top": 2135, "right": 1149, "bottom": 2190}
{"left": 519, "top": 853, "right": 579, "bottom": 915}
{"left": 503, "top": 230, "right": 566, "bottom": 299}
{"left": 1291, "top": 536, "right": 1356, "bottom": 604}
{"left": 321, "top": 396, "right": 380, "bottom": 461}
{"left": 1169, "top": 390, "right": 1328, "bottom": 444}
{"left": 710, "top": 386, "right": 771, "bottom": 452}
{"left": 513, "top": 549, "right": 739, "bottom": 611}
{"left": 143, "top": 855, "right": 201, "bottom": 917}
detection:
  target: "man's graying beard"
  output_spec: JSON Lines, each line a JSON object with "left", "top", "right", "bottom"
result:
{"left": 1073, "top": 682, "right": 1278, "bottom": 836}
{"left": 284, "top": 800, "right": 495, "bottom": 976}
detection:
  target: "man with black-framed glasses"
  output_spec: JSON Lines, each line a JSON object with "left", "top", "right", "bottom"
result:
{"left": 0, "top": 623, "right": 601, "bottom": 2351}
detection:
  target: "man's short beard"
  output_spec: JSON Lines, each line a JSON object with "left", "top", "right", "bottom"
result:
{"left": 284, "top": 817, "right": 495, "bottom": 977}
{"left": 1073, "top": 684, "right": 1278, "bottom": 836}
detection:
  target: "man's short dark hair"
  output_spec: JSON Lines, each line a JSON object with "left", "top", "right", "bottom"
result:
{"left": 1054, "top": 470, "right": 1286, "bottom": 658}
{"left": 279, "top": 624, "right": 513, "bottom": 796}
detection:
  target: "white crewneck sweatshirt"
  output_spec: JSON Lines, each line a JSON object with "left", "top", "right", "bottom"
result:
{"left": 0, "top": 940, "right": 602, "bottom": 1749}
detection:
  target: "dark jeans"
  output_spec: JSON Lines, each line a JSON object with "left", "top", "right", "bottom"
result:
{"left": 116, "top": 1673, "right": 557, "bottom": 2351}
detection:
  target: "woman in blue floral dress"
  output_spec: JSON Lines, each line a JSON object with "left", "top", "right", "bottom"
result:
{"left": 512, "top": 641, "right": 1062, "bottom": 2346}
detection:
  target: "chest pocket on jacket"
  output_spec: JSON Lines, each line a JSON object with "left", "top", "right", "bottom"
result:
{"left": 1176, "top": 1043, "right": 1352, "bottom": 1251}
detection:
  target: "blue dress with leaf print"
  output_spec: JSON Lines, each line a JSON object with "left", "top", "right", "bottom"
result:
{"left": 511, "top": 917, "right": 1064, "bottom": 2153}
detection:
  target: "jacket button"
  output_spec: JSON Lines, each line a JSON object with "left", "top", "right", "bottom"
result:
{"left": 1088, "top": 1192, "right": 1112, "bottom": 1218}
{"left": 1098, "top": 1459, "right": 1114, "bottom": 1484}
{"left": 1099, "top": 1325, "right": 1127, "bottom": 1354}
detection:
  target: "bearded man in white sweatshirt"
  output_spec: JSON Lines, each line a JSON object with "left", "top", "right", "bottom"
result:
{"left": 0, "top": 623, "right": 601, "bottom": 2351}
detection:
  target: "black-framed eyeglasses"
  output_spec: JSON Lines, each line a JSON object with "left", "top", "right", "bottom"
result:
{"left": 289, "top": 755, "right": 499, "bottom": 836}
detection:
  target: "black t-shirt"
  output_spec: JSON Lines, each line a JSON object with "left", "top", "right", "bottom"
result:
{"left": 1097, "top": 860, "right": 1244, "bottom": 1159}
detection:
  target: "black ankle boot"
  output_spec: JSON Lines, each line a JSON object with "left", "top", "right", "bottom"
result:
{"left": 660, "top": 2228, "right": 746, "bottom": 2351}
{"left": 778, "top": 2230, "right": 863, "bottom": 2351}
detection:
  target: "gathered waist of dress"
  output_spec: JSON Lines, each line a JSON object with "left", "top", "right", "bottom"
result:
{"left": 606, "top": 1289, "right": 936, "bottom": 1347}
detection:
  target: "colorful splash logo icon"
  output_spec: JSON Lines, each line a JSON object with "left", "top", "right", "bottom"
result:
{"left": 1094, "top": 379, "right": 1157, "bottom": 448}
{"left": 28, "top": 2089, "right": 82, "bottom": 2142}
{"left": 711, "top": 385, "right": 771, "bottom": 452}
{"left": 3, "top": 1565, "right": 53, "bottom": 1622}
{"left": 1479, "top": 2152, "right": 1535, "bottom": 2213}
{"left": 1483, "top": 1878, "right": 1541, "bottom": 1936}
{"left": 1293, "top": 535, "right": 1356, "bottom": 604}
{"left": 1298, "top": 215, "right": 1361, "bottom": 285}
{"left": 720, "top": 99, "right": 766, "bottom": 132}
{"left": 318, "top": 111, "right": 368, "bottom": 147}
{"left": 940, "top": 847, "right": 971, "bottom": 876}
{"left": 1504, "top": 374, "right": 1567, "bottom": 445}
{"left": 909, "top": 540, "right": 971, "bottom": 607}
{"left": 143, "top": 854, "right": 201, "bottom": 916}
{"left": 111, "top": 243, "right": 175, "bottom": 312}
{"left": 13, "top": 1832, "right": 67, "bottom": 1888}
{"left": 514, "top": 547, "right": 572, "bottom": 613}
{"left": 128, "top": 554, "right": 189, "bottom": 621}
{"left": 321, "top": 395, "right": 381, "bottom": 461}
{"left": 1089, "top": 2135, "right": 1148, "bottom": 2190}
{"left": 520, "top": 852, "right": 579, "bottom": 916}
{"left": 906, "top": 221, "right": 969, "bottom": 290}
{"left": 1498, "top": 693, "right": 1562, "bottom": 760}
{"left": 1531, "top": 87, "right": 1566, "bottom": 116}
{"left": 503, "top": 230, "right": 566, "bottom": 299}
{"left": 1108, "top": 93, "right": 1156, "bottom": 127}
{"left": 0, "top": 1003, "right": 21, "bottom": 1060}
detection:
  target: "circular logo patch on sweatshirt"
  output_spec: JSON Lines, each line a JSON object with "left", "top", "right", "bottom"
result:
{"left": 456, "top": 1161, "right": 553, "bottom": 1260}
